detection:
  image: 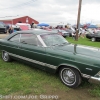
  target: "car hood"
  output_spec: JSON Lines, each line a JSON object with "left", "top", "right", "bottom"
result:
{"left": 55, "top": 43, "right": 100, "bottom": 58}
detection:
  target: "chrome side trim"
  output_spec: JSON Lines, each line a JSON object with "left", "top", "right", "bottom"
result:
{"left": 86, "top": 68, "right": 93, "bottom": 71}
{"left": 9, "top": 52, "right": 57, "bottom": 69}
{"left": 2, "top": 44, "right": 99, "bottom": 69}
{"left": 45, "top": 63, "right": 57, "bottom": 69}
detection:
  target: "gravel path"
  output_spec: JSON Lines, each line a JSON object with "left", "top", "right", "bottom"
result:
{"left": 0, "top": 34, "right": 8, "bottom": 38}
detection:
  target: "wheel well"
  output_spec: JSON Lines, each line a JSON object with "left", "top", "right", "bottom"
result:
{"left": 56, "top": 65, "right": 82, "bottom": 76}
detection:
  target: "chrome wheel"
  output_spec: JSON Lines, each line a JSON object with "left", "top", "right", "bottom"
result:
{"left": 62, "top": 69, "right": 75, "bottom": 84}
{"left": 91, "top": 38, "right": 95, "bottom": 42}
{"left": 2, "top": 51, "right": 11, "bottom": 62}
{"left": 59, "top": 67, "right": 81, "bottom": 88}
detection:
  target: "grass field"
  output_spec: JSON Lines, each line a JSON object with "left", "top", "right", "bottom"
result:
{"left": 0, "top": 36, "right": 100, "bottom": 100}
{"left": 66, "top": 37, "right": 100, "bottom": 48}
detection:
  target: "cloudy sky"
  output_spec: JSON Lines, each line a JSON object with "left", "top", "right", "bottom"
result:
{"left": 0, "top": 0, "right": 100, "bottom": 25}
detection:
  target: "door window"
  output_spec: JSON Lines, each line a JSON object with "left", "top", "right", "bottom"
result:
{"left": 9, "top": 34, "right": 20, "bottom": 42}
{"left": 20, "top": 33, "right": 42, "bottom": 46}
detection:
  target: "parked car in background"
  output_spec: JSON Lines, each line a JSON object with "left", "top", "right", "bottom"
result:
{"left": 0, "top": 22, "right": 6, "bottom": 33}
{"left": 58, "top": 30, "right": 70, "bottom": 38}
{"left": 4, "top": 24, "right": 21, "bottom": 34}
{"left": 86, "top": 31, "right": 100, "bottom": 41}
{"left": 11, "top": 25, "right": 21, "bottom": 32}
{"left": 0, "top": 29, "right": 100, "bottom": 88}
{"left": 52, "top": 29, "right": 70, "bottom": 38}
{"left": 65, "top": 29, "right": 73, "bottom": 37}
{"left": 65, "top": 27, "right": 75, "bottom": 37}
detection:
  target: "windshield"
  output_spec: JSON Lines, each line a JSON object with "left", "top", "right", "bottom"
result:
{"left": 40, "top": 33, "right": 68, "bottom": 46}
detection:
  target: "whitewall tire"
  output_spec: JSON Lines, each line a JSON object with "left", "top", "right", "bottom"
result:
{"left": 91, "top": 38, "right": 96, "bottom": 42}
{"left": 2, "top": 51, "right": 11, "bottom": 62}
{"left": 59, "top": 67, "right": 81, "bottom": 88}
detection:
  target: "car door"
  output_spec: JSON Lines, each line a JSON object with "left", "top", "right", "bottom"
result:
{"left": 39, "top": 33, "right": 66, "bottom": 72}
{"left": 19, "top": 33, "right": 46, "bottom": 70}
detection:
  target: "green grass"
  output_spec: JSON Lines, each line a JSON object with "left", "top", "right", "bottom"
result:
{"left": 0, "top": 52, "right": 69, "bottom": 96}
{"left": 0, "top": 37, "right": 100, "bottom": 98}
{"left": 66, "top": 37, "right": 100, "bottom": 48}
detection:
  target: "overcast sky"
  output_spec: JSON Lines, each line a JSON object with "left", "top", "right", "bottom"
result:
{"left": 0, "top": 0, "right": 100, "bottom": 25}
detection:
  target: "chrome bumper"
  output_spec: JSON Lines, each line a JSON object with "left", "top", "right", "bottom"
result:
{"left": 82, "top": 74, "right": 100, "bottom": 84}
{"left": 88, "top": 77, "right": 100, "bottom": 84}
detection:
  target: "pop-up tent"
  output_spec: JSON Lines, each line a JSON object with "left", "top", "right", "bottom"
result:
{"left": 37, "top": 23, "right": 49, "bottom": 27}
{"left": 87, "top": 25, "right": 98, "bottom": 28}
{"left": 72, "top": 24, "right": 83, "bottom": 28}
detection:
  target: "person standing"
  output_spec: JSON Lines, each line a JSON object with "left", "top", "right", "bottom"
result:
{"left": 81, "top": 28, "right": 85, "bottom": 38}
{"left": 9, "top": 26, "right": 14, "bottom": 34}
{"left": 6, "top": 25, "right": 10, "bottom": 34}
{"left": 31, "top": 22, "right": 34, "bottom": 28}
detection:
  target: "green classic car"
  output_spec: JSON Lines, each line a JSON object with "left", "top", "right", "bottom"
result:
{"left": 0, "top": 29, "right": 100, "bottom": 88}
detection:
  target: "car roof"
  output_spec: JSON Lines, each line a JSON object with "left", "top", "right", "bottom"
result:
{"left": 5, "top": 29, "right": 57, "bottom": 40}
{"left": 16, "top": 29, "right": 56, "bottom": 35}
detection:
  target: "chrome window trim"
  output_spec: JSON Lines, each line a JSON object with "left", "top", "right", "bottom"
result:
{"left": 9, "top": 34, "right": 21, "bottom": 43}
{"left": 37, "top": 35, "right": 47, "bottom": 47}
{"left": 19, "top": 33, "right": 21, "bottom": 42}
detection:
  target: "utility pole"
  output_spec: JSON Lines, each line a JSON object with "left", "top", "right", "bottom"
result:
{"left": 76, "top": 0, "right": 82, "bottom": 41}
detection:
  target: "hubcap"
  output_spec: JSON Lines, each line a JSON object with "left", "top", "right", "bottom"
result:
{"left": 92, "top": 38, "right": 95, "bottom": 41}
{"left": 62, "top": 69, "right": 75, "bottom": 84}
{"left": 3, "top": 52, "right": 8, "bottom": 61}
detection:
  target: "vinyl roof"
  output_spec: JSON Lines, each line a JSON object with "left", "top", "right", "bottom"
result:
{"left": 17, "top": 29, "right": 56, "bottom": 35}
{"left": 5, "top": 29, "right": 57, "bottom": 40}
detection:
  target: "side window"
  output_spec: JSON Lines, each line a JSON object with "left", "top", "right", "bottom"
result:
{"left": 9, "top": 34, "right": 20, "bottom": 42}
{"left": 20, "top": 33, "right": 42, "bottom": 46}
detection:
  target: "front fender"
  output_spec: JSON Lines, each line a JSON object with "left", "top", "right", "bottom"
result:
{"left": 57, "top": 63, "right": 81, "bottom": 74}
